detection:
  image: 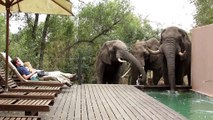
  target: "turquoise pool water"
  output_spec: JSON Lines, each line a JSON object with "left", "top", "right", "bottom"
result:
{"left": 145, "top": 90, "right": 213, "bottom": 120}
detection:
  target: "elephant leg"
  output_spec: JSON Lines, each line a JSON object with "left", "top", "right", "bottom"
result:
{"left": 96, "top": 62, "right": 105, "bottom": 84}
{"left": 176, "top": 75, "right": 184, "bottom": 85}
{"left": 175, "top": 65, "right": 184, "bottom": 85}
{"left": 187, "top": 69, "right": 191, "bottom": 86}
{"left": 114, "top": 66, "right": 123, "bottom": 84}
{"left": 130, "top": 74, "right": 137, "bottom": 85}
{"left": 140, "top": 77, "right": 147, "bottom": 85}
{"left": 130, "top": 77, "right": 136, "bottom": 85}
{"left": 153, "top": 69, "right": 162, "bottom": 85}
{"left": 187, "top": 65, "right": 191, "bottom": 86}
{"left": 130, "top": 67, "right": 140, "bottom": 85}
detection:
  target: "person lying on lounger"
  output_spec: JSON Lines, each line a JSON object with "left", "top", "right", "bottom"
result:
{"left": 11, "top": 57, "right": 76, "bottom": 87}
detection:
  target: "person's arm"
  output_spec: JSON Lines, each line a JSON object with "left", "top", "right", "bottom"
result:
{"left": 22, "top": 70, "right": 37, "bottom": 80}
{"left": 18, "top": 66, "right": 37, "bottom": 80}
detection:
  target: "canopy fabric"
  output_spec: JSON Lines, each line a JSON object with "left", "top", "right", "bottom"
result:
{"left": 0, "top": 0, "right": 73, "bottom": 15}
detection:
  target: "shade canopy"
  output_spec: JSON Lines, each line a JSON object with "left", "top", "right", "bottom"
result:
{"left": 0, "top": 0, "right": 73, "bottom": 90}
{"left": 0, "top": 0, "right": 73, "bottom": 15}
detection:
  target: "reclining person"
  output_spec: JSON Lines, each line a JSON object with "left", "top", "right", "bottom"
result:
{"left": 11, "top": 57, "right": 76, "bottom": 87}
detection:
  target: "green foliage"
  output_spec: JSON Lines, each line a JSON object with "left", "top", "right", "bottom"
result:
{"left": 41, "top": 16, "right": 75, "bottom": 72}
{"left": 10, "top": 15, "right": 76, "bottom": 72}
{"left": 191, "top": 0, "right": 213, "bottom": 26}
{"left": 78, "top": 0, "right": 132, "bottom": 42}
{"left": 9, "top": 14, "right": 43, "bottom": 66}
{"left": 0, "top": 15, "right": 6, "bottom": 52}
{"left": 113, "top": 15, "right": 160, "bottom": 45}
{"left": 8, "top": 0, "right": 160, "bottom": 83}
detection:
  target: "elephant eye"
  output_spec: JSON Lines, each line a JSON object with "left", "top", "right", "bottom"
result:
{"left": 178, "top": 36, "right": 183, "bottom": 41}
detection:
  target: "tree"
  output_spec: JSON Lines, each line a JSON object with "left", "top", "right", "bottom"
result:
{"left": 10, "top": 14, "right": 75, "bottom": 71}
{"left": 63, "top": 0, "right": 133, "bottom": 51}
{"left": 0, "top": 15, "right": 6, "bottom": 52}
{"left": 10, "top": 14, "right": 43, "bottom": 66}
{"left": 39, "top": 15, "right": 50, "bottom": 69}
{"left": 191, "top": 0, "right": 213, "bottom": 26}
{"left": 9, "top": 0, "right": 160, "bottom": 83}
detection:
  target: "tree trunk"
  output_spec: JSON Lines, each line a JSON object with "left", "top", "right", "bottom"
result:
{"left": 32, "top": 14, "right": 39, "bottom": 40}
{"left": 39, "top": 15, "right": 50, "bottom": 69}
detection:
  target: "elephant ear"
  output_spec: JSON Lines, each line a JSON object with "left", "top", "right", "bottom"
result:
{"left": 146, "top": 38, "right": 159, "bottom": 47}
{"left": 160, "top": 29, "right": 166, "bottom": 44}
{"left": 146, "top": 38, "right": 160, "bottom": 63}
{"left": 178, "top": 28, "right": 190, "bottom": 51}
{"left": 100, "top": 42, "right": 112, "bottom": 65}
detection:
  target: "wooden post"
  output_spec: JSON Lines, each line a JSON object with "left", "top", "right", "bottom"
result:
{"left": 77, "top": 52, "right": 82, "bottom": 85}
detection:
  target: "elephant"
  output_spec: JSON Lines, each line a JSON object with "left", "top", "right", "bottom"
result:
{"left": 95, "top": 40, "right": 146, "bottom": 84}
{"left": 130, "top": 38, "right": 163, "bottom": 85}
{"left": 147, "top": 26, "right": 191, "bottom": 92}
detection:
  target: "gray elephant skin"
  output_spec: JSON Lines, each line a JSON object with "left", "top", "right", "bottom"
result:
{"left": 95, "top": 40, "right": 146, "bottom": 84}
{"left": 149, "top": 26, "right": 191, "bottom": 92}
{"left": 130, "top": 38, "right": 163, "bottom": 85}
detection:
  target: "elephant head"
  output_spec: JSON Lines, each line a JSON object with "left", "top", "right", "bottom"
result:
{"left": 130, "top": 38, "right": 162, "bottom": 85}
{"left": 147, "top": 27, "right": 191, "bottom": 92}
{"left": 95, "top": 40, "right": 146, "bottom": 84}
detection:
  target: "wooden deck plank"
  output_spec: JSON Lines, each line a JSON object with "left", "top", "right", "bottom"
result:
{"left": 125, "top": 85, "right": 173, "bottom": 119}
{"left": 126, "top": 85, "right": 186, "bottom": 120}
{"left": 41, "top": 87, "right": 68, "bottom": 119}
{"left": 92, "top": 85, "right": 109, "bottom": 120}
{"left": 105, "top": 85, "right": 135, "bottom": 120}
{"left": 37, "top": 84, "right": 186, "bottom": 120}
{"left": 67, "top": 85, "right": 79, "bottom": 120}
{"left": 88, "top": 84, "right": 102, "bottom": 120}
{"left": 131, "top": 86, "right": 175, "bottom": 119}
{"left": 85, "top": 84, "right": 96, "bottom": 120}
{"left": 81, "top": 85, "right": 88, "bottom": 120}
{"left": 115, "top": 85, "right": 160, "bottom": 120}
{"left": 74, "top": 85, "right": 81, "bottom": 120}
{"left": 123, "top": 85, "right": 168, "bottom": 120}
{"left": 95, "top": 84, "right": 117, "bottom": 120}
{"left": 55, "top": 88, "right": 70, "bottom": 120}
{"left": 125, "top": 85, "right": 166, "bottom": 119}
{"left": 112, "top": 85, "right": 152, "bottom": 120}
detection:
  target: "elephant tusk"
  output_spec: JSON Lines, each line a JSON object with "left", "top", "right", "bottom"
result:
{"left": 139, "top": 74, "right": 143, "bottom": 78}
{"left": 118, "top": 58, "right": 127, "bottom": 63}
{"left": 121, "top": 68, "right": 131, "bottom": 78}
{"left": 178, "top": 51, "right": 186, "bottom": 56}
{"left": 147, "top": 48, "right": 161, "bottom": 55}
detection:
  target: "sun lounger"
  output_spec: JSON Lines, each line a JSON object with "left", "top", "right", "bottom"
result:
{"left": 0, "top": 84, "right": 54, "bottom": 116}
{"left": 0, "top": 115, "right": 41, "bottom": 120}
{"left": 0, "top": 52, "right": 63, "bottom": 87}
{"left": 0, "top": 98, "right": 53, "bottom": 115}
{"left": 0, "top": 85, "right": 56, "bottom": 99}
{"left": 0, "top": 70, "right": 62, "bottom": 93}
{"left": 0, "top": 85, "right": 54, "bottom": 116}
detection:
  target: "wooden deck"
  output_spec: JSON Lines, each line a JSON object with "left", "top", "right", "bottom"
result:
{"left": 39, "top": 84, "right": 186, "bottom": 120}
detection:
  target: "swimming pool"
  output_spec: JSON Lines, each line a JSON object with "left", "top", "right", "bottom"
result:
{"left": 145, "top": 90, "right": 213, "bottom": 120}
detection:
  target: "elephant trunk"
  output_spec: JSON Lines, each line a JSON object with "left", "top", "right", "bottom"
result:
{"left": 120, "top": 50, "right": 146, "bottom": 84}
{"left": 162, "top": 44, "right": 176, "bottom": 92}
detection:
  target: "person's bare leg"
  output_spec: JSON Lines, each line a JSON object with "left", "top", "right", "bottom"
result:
{"left": 60, "top": 72, "right": 77, "bottom": 79}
